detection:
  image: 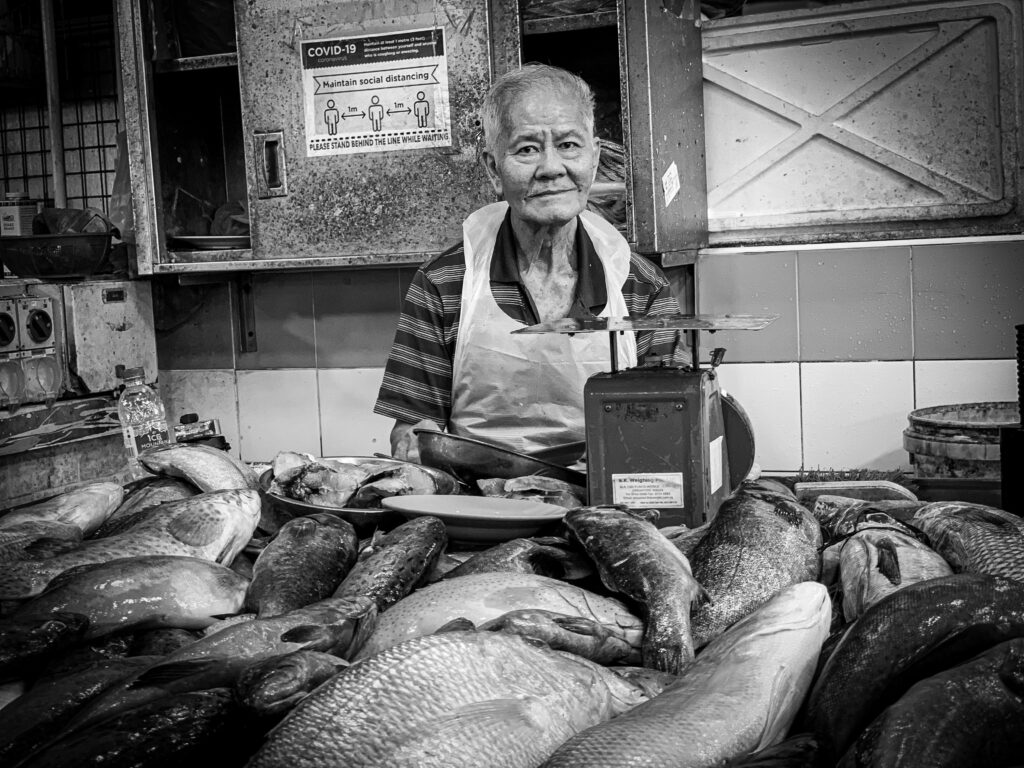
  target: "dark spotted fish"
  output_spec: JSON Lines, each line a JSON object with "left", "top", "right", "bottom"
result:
{"left": 443, "top": 537, "right": 591, "bottom": 581}
{"left": 92, "top": 477, "right": 197, "bottom": 538}
{"left": 564, "top": 506, "right": 707, "bottom": 673}
{"left": 689, "top": 483, "right": 820, "bottom": 649}
{"left": 246, "top": 513, "right": 359, "bottom": 617}
{"left": 332, "top": 516, "right": 447, "bottom": 612}
{"left": 911, "top": 502, "right": 1024, "bottom": 582}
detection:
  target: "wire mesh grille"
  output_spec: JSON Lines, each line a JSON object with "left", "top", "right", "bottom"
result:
{"left": 0, "top": 0, "right": 119, "bottom": 213}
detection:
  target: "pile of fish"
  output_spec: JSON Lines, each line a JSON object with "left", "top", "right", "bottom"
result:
{"left": 2, "top": 444, "right": 1024, "bottom": 768}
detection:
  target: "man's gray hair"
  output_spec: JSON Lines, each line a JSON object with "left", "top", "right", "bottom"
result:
{"left": 480, "top": 64, "right": 596, "bottom": 153}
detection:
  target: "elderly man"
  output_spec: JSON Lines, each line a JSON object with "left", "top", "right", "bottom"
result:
{"left": 375, "top": 64, "right": 687, "bottom": 462}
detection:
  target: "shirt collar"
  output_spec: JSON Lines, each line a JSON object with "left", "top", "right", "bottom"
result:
{"left": 489, "top": 209, "right": 607, "bottom": 314}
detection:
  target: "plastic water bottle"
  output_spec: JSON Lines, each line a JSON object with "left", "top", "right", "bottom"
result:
{"left": 117, "top": 367, "right": 172, "bottom": 469}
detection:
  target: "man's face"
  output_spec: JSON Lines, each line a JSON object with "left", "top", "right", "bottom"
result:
{"left": 482, "top": 88, "right": 600, "bottom": 230}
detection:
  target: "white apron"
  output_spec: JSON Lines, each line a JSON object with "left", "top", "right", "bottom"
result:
{"left": 449, "top": 201, "right": 637, "bottom": 454}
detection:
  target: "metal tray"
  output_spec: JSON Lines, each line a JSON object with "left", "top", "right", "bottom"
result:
{"left": 415, "top": 429, "right": 587, "bottom": 487}
{"left": 258, "top": 456, "right": 459, "bottom": 533}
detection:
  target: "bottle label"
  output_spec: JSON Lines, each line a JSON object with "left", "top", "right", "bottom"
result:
{"left": 124, "top": 420, "right": 172, "bottom": 458}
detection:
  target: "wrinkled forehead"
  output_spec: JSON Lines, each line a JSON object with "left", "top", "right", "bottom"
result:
{"left": 498, "top": 84, "right": 595, "bottom": 142}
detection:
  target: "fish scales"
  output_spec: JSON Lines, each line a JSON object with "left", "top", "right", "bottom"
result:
{"left": 804, "top": 573, "right": 1024, "bottom": 764}
{"left": 689, "top": 486, "right": 821, "bottom": 649}
{"left": 0, "top": 482, "right": 123, "bottom": 536}
{"left": 0, "top": 490, "right": 261, "bottom": 600}
{"left": 911, "top": 502, "right": 1024, "bottom": 582}
{"left": 11, "top": 555, "right": 249, "bottom": 639}
{"left": 356, "top": 571, "right": 642, "bottom": 660}
{"left": 564, "top": 506, "right": 705, "bottom": 673}
{"left": 332, "top": 516, "right": 447, "bottom": 613}
{"left": 139, "top": 443, "right": 259, "bottom": 492}
{"left": 0, "top": 521, "right": 82, "bottom": 563}
{"left": 247, "top": 631, "right": 647, "bottom": 768}
{"left": 92, "top": 477, "right": 197, "bottom": 538}
{"left": 542, "top": 582, "right": 831, "bottom": 768}
{"left": 246, "top": 514, "right": 359, "bottom": 617}
{"left": 838, "top": 638, "right": 1024, "bottom": 768}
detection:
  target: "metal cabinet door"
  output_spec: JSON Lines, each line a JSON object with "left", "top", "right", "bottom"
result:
{"left": 234, "top": 0, "right": 519, "bottom": 265}
{"left": 702, "top": 0, "right": 1024, "bottom": 245}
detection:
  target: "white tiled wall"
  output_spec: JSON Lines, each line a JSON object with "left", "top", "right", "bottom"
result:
{"left": 237, "top": 370, "right": 321, "bottom": 462}
{"left": 914, "top": 359, "right": 1018, "bottom": 408}
{"left": 802, "top": 361, "right": 915, "bottom": 471}
{"left": 715, "top": 363, "right": 802, "bottom": 472}
{"left": 318, "top": 368, "right": 393, "bottom": 457}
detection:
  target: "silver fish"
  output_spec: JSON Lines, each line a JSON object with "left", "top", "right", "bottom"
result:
{"left": 139, "top": 443, "right": 259, "bottom": 492}
{"left": 912, "top": 501, "right": 1024, "bottom": 581}
{"left": 248, "top": 631, "right": 648, "bottom": 768}
{"left": 0, "top": 482, "right": 123, "bottom": 536}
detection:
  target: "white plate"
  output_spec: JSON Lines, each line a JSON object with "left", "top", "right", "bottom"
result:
{"left": 382, "top": 495, "right": 567, "bottom": 544}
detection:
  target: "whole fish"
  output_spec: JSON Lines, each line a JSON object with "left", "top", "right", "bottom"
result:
{"left": 542, "top": 582, "right": 831, "bottom": 768}
{"left": 357, "top": 572, "right": 642, "bottom": 660}
{"left": 139, "top": 442, "right": 259, "bottom": 492}
{"left": 32, "top": 633, "right": 134, "bottom": 680}
{"left": 0, "top": 482, "right": 123, "bottom": 536}
{"left": 455, "top": 608, "right": 640, "bottom": 665}
{"left": 813, "top": 496, "right": 926, "bottom": 541}
{"left": 92, "top": 477, "right": 197, "bottom": 538}
{"left": 0, "top": 612, "right": 90, "bottom": 680}
{"left": 565, "top": 506, "right": 707, "bottom": 673}
{"left": 235, "top": 650, "right": 349, "bottom": 720}
{"left": 804, "top": 573, "right": 1024, "bottom": 764}
{"left": 332, "top": 516, "right": 447, "bottom": 612}
{"left": 247, "top": 630, "right": 648, "bottom": 768}
{"left": 0, "top": 520, "right": 82, "bottom": 562}
{"left": 0, "top": 489, "right": 260, "bottom": 599}
{"left": 0, "top": 655, "right": 160, "bottom": 767}
{"left": 16, "top": 687, "right": 255, "bottom": 768}
{"left": 838, "top": 638, "right": 1024, "bottom": 768}
{"left": 12, "top": 555, "right": 249, "bottom": 639}
{"left": 153, "top": 593, "right": 376, "bottom": 664}
{"left": 443, "top": 537, "right": 591, "bottom": 581}
{"left": 911, "top": 502, "right": 1024, "bottom": 581}
{"left": 689, "top": 484, "right": 821, "bottom": 649}
{"left": 833, "top": 527, "right": 952, "bottom": 621}
{"left": 246, "top": 513, "right": 359, "bottom": 617}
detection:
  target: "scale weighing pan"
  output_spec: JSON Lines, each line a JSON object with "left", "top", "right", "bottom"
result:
{"left": 414, "top": 429, "right": 587, "bottom": 487}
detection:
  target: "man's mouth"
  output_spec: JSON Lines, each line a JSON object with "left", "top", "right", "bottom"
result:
{"left": 529, "top": 188, "right": 575, "bottom": 199}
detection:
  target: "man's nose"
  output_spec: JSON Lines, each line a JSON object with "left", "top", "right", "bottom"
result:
{"left": 535, "top": 146, "right": 566, "bottom": 176}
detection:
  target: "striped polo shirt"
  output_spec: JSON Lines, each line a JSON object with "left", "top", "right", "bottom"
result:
{"left": 374, "top": 211, "right": 689, "bottom": 428}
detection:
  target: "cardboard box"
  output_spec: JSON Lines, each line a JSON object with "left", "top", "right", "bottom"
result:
{"left": 0, "top": 200, "right": 37, "bottom": 237}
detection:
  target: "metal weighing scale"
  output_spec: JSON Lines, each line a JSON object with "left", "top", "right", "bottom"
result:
{"left": 514, "top": 314, "right": 777, "bottom": 528}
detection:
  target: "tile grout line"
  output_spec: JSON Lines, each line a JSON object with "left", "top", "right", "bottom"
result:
{"left": 794, "top": 253, "right": 805, "bottom": 472}
{"left": 909, "top": 244, "right": 917, "bottom": 410}
{"left": 310, "top": 273, "right": 325, "bottom": 458}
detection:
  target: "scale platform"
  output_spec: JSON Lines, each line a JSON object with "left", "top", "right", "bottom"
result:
{"left": 514, "top": 313, "right": 778, "bottom": 527}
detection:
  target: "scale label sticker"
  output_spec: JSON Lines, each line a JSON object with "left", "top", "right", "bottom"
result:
{"left": 710, "top": 435, "right": 724, "bottom": 494}
{"left": 612, "top": 473, "right": 684, "bottom": 508}
{"left": 301, "top": 28, "right": 452, "bottom": 157}
{"left": 661, "top": 161, "right": 680, "bottom": 206}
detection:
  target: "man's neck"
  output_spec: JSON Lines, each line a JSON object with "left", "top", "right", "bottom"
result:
{"left": 511, "top": 217, "right": 578, "bottom": 278}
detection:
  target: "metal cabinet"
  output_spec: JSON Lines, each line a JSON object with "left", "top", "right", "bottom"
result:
{"left": 702, "top": 0, "right": 1024, "bottom": 245}
{"left": 118, "top": 0, "right": 521, "bottom": 274}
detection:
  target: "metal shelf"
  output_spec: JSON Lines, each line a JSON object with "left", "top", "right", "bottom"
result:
{"left": 154, "top": 52, "right": 238, "bottom": 73}
{"left": 523, "top": 10, "right": 617, "bottom": 35}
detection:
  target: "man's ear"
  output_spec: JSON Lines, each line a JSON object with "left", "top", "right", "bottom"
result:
{"left": 591, "top": 136, "right": 602, "bottom": 186}
{"left": 479, "top": 150, "right": 504, "bottom": 198}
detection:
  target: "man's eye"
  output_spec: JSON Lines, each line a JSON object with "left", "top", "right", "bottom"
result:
{"left": 559, "top": 141, "right": 582, "bottom": 150}
{"left": 514, "top": 145, "right": 539, "bottom": 155}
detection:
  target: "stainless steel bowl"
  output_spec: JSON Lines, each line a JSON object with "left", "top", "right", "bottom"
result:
{"left": 415, "top": 430, "right": 587, "bottom": 486}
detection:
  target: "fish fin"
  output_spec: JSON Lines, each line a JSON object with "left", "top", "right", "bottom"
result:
{"left": 130, "top": 659, "right": 218, "bottom": 688}
{"left": 166, "top": 508, "right": 225, "bottom": 546}
{"left": 525, "top": 549, "right": 571, "bottom": 579}
{"left": 874, "top": 538, "right": 902, "bottom": 585}
{"left": 390, "top": 698, "right": 543, "bottom": 756}
{"left": 279, "top": 624, "right": 352, "bottom": 653}
{"left": 435, "top": 617, "right": 477, "bottom": 633}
